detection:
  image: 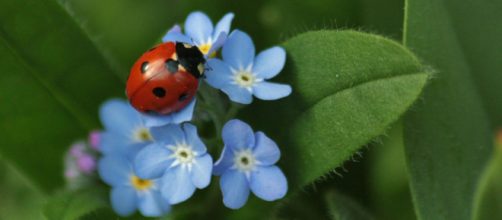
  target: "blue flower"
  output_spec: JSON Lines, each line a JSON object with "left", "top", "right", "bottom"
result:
{"left": 213, "top": 119, "right": 288, "bottom": 209}
{"left": 99, "top": 99, "right": 195, "bottom": 156}
{"left": 163, "top": 11, "right": 234, "bottom": 57}
{"left": 98, "top": 155, "right": 171, "bottom": 217}
{"left": 204, "top": 30, "right": 292, "bottom": 104}
{"left": 134, "top": 123, "right": 213, "bottom": 204}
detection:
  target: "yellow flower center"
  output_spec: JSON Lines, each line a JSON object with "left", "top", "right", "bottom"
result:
{"left": 234, "top": 71, "right": 256, "bottom": 88}
{"left": 198, "top": 43, "right": 212, "bottom": 55}
{"left": 134, "top": 127, "right": 152, "bottom": 142}
{"left": 130, "top": 175, "right": 152, "bottom": 191}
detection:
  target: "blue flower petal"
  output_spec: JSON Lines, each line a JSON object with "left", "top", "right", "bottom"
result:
{"left": 253, "top": 132, "right": 280, "bottom": 166}
{"left": 160, "top": 166, "right": 196, "bottom": 204}
{"left": 253, "top": 81, "right": 292, "bottom": 100}
{"left": 100, "top": 132, "right": 146, "bottom": 157}
{"left": 141, "top": 99, "right": 196, "bottom": 127}
{"left": 213, "top": 147, "right": 235, "bottom": 176}
{"left": 138, "top": 190, "right": 171, "bottom": 217}
{"left": 212, "top": 12, "right": 234, "bottom": 40}
{"left": 222, "top": 84, "right": 253, "bottom": 104}
{"left": 99, "top": 99, "right": 142, "bottom": 136}
{"left": 205, "top": 59, "right": 233, "bottom": 89}
{"left": 184, "top": 11, "right": 213, "bottom": 45}
{"left": 162, "top": 32, "right": 192, "bottom": 44}
{"left": 98, "top": 156, "right": 132, "bottom": 187}
{"left": 111, "top": 187, "right": 137, "bottom": 216}
{"left": 190, "top": 154, "right": 213, "bottom": 188}
{"left": 222, "top": 30, "right": 255, "bottom": 70}
{"left": 222, "top": 119, "right": 256, "bottom": 151}
{"left": 250, "top": 166, "right": 288, "bottom": 201}
{"left": 252, "top": 47, "right": 286, "bottom": 79}
{"left": 134, "top": 143, "right": 173, "bottom": 179}
{"left": 167, "top": 24, "right": 181, "bottom": 34}
{"left": 220, "top": 169, "right": 250, "bottom": 209}
{"left": 150, "top": 124, "right": 185, "bottom": 146}
{"left": 183, "top": 123, "right": 207, "bottom": 154}
{"left": 206, "top": 32, "right": 227, "bottom": 57}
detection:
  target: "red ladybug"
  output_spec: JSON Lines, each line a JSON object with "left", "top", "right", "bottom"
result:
{"left": 126, "top": 42, "right": 205, "bottom": 115}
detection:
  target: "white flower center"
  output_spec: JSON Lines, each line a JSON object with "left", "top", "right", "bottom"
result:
{"left": 233, "top": 149, "right": 257, "bottom": 172}
{"left": 168, "top": 143, "right": 197, "bottom": 171}
{"left": 234, "top": 71, "right": 256, "bottom": 88}
{"left": 133, "top": 127, "right": 152, "bottom": 142}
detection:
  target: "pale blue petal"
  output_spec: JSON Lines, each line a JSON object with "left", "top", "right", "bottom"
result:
{"left": 167, "top": 24, "right": 181, "bottom": 34}
{"left": 141, "top": 99, "right": 196, "bottom": 127}
{"left": 111, "top": 187, "right": 137, "bottom": 216}
{"left": 190, "top": 154, "right": 213, "bottom": 188}
{"left": 222, "top": 84, "right": 253, "bottom": 104}
{"left": 162, "top": 32, "right": 192, "bottom": 44}
{"left": 253, "top": 81, "right": 292, "bottom": 100}
{"left": 250, "top": 166, "right": 288, "bottom": 201}
{"left": 212, "top": 12, "right": 234, "bottom": 40}
{"left": 183, "top": 123, "right": 206, "bottom": 154}
{"left": 150, "top": 124, "right": 185, "bottom": 146}
{"left": 204, "top": 59, "right": 233, "bottom": 89}
{"left": 213, "top": 147, "right": 235, "bottom": 176}
{"left": 253, "top": 132, "right": 280, "bottom": 166}
{"left": 206, "top": 32, "right": 227, "bottom": 57}
{"left": 134, "top": 143, "right": 173, "bottom": 179}
{"left": 221, "top": 170, "right": 250, "bottom": 209}
{"left": 184, "top": 11, "right": 213, "bottom": 45}
{"left": 138, "top": 190, "right": 171, "bottom": 217}
{"left": 160, "top": 166, "right": 196, "bottom": 204}
{"left": 100, "top": 132, "right": 146, "bottom": 157}
{"left": 252, "top": 47, "right": 286, "bottom": 79}
{"left": 98, "top": 156, "right": 132, "bottom": 187}
{"left": 99, "top": 99, "right": 142, "bottom": 135}
{"left": 222, "top": 30, "right": 255, "bottom": 70}
{"left": 222, "top": 119, "right": 255, "bottom": 151}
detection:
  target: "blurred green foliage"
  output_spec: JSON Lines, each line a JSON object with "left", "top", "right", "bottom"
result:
{"left": 0, "top": 0, "right": 501, "bottom": 219}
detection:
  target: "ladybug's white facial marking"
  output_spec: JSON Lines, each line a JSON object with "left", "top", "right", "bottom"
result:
{"left": 133, "top": 127, "right": 152, "bottom": 142}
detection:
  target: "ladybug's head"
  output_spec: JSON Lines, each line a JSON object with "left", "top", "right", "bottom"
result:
{"left": 175, "top": 42, "right": 206, "bottom": 79}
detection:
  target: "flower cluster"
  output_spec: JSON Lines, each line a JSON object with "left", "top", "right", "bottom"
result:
{"left": 92, "top": 11, "right": 291, "bottom": 217}
{"left": 63, "top": 132, "right": 100, "bottom": 189}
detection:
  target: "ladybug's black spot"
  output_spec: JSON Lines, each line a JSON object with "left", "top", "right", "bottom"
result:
{"left": 152, "top": 87, "right": 166, "bottom": 98}
{"left": 165, "top": 59, "right": 178, "bottom": 73}
{"left": 178, "top": 92, "right": 189, "bottom": 102}
{"left": 140, "top": 62, "right": 149, "bottom": 74}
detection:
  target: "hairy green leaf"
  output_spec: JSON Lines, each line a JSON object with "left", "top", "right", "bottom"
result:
{"left": 326, "top": 191, "right": 373, "bottom": 220}
{"left": 402, "top": 0, "right": 493, "bottom": 219}
{"left": 43, "top": 188, "right": 108, "bottom": 220}
{"left": 0, "top": 0, "right": 123, "bottom": 190}
{"left": 281, "top": 30, "right": 429, "bottom": 188}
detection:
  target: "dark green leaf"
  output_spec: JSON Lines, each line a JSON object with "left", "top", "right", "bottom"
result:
{"left": 0, "top": 0, "right": 123, "bottom": 191}
{"left": 281, "top": 30, "right": 429, "bottom": 188}
{"left": 326, "top": 191, "right": 373, "bottom": 220}
{"left": 403, "top": 0, "right": 493, "bottom": 219}
{"left": 43, "top": 188, "right": 108, "bottom": 220}
{"left": 473, "top": 146, "right": 502, "bottom": 220}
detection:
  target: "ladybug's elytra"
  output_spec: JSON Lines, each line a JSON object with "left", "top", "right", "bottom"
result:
{"left": 126, "top": 42, "right": 206, "bottom": 115}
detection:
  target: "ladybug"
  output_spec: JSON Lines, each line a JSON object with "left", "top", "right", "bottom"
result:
{"left": 126, "top": 42, "right": 205, "bottom": 115}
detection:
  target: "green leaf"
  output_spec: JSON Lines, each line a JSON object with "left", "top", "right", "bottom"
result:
{"left": 402, "top": 0, "right": 493, "bottom": 219}
{"left": 279, "top": 30, "right": 429, "bottom": 188}
{"left": 326, "top": 191, "right": 374, "bottom": 220}
{"left": 43, "top": 188, "right": 108, "bottom": 220}
{"left": 473, "top": 146, "right": 502, "bottom": 220}
{"left": 0, "top": 0, "right": 123, "bottom": 191}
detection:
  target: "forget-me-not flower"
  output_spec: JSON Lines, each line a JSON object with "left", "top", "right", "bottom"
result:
{"left": 99, "top": 99, "right": 195, "bottom": 156}
{"left": 134, "top": 123, "right": 213, "bottom": 204}
{"left": 204, "top": 30, "right": 292, "bottom": 104}
{"left": 163, "top": 11, "right": 234, "bottom": 57}
{"left": 213, "top": 119, "right": 288, "bottom": 209}
{"left": 98, "top": 155, "right": 171, "bottom": 217}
